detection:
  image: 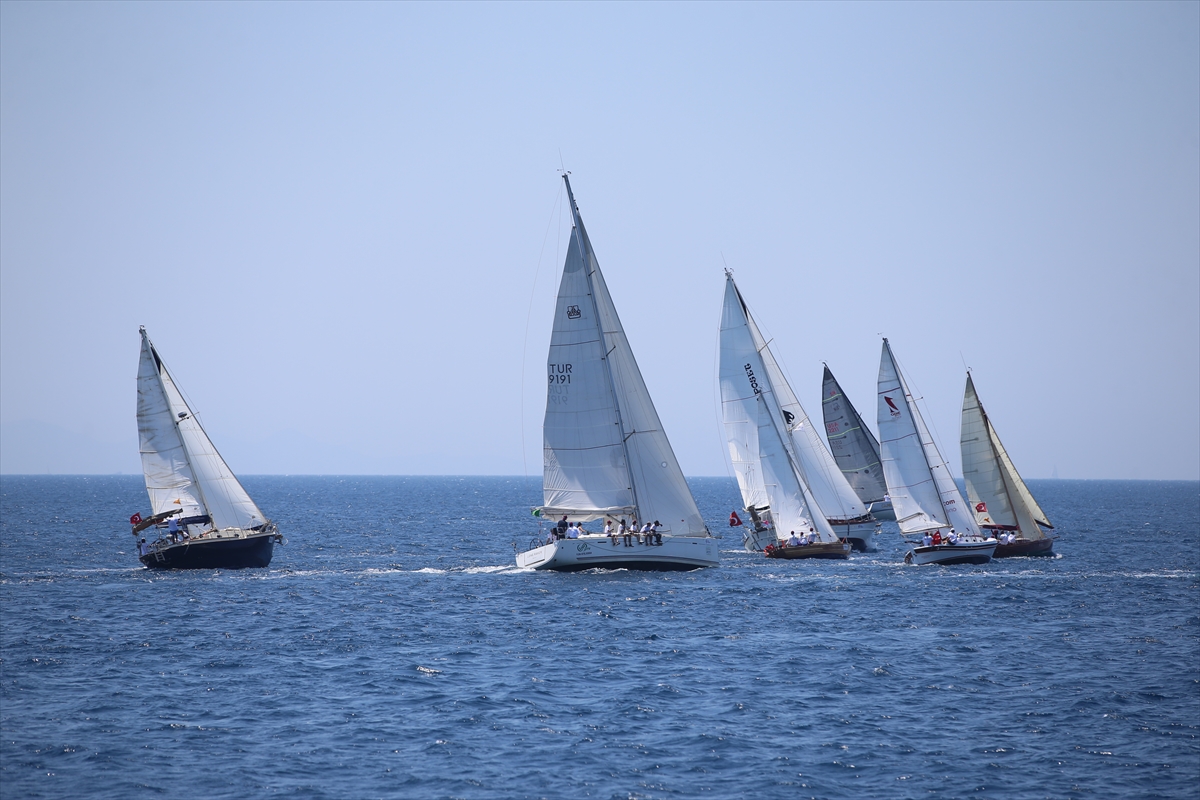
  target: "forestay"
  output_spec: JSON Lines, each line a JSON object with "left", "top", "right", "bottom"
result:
{"left": 876, "top": 339, "right": 979, "bottom": 537}
{"left": 136, "top": 328, "right": 267, "bottom": 532}
{"left": 541, "top": 176, "right": 707, "bottom": 536}
{"left": 821, "top": 365, "right": 889, "bottom": 505}
{"left": 960, "top": 372, "right": 1052, "bottom": 537}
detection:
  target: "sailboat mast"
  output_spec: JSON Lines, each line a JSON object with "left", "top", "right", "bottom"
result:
{"left": 562, "top": 175, "right": 641, "bottom": 519}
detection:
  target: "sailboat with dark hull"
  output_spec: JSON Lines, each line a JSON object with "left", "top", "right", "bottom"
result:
{"left": 131, "top": 327, "right": 280, "bottom": 569}
{"left": 960, "top": 372, "right": 1056, "bottom": 557}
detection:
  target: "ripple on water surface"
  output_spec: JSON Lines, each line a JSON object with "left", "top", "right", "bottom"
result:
{"left": 1, "top": 476, "right": 1197, "bottom": 799}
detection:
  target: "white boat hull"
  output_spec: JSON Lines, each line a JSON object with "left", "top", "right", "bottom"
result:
{"left": 904, "top": 540, "right": 997, "bottom": 565}
{"left": 867, "top": 499, "right": 896, "bottom": 521}
{"left": 516, "top": 535, "right": 718, "bottom": 571}
{"left": 829, "top": 518, "right": 878, "bottom": 552}
{"left": 741, "top": 527, "right": 775, "bottom": 553}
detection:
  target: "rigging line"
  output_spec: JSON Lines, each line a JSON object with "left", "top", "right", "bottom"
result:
{"left": 519, "top": 179, "right": 564, "bottom": 479}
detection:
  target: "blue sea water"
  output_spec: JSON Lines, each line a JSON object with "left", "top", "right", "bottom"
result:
{"left": 1, "top": 475, "right": 1197, "bottom": 799}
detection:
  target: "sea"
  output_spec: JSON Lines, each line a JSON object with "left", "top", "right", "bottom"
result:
{"left": 1, "top": 475, "right": 1196, "bottom": 799}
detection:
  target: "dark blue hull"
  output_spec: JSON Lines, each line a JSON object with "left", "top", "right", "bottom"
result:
{"left": 139, "top": 534, "right": 275, "bottom": 570}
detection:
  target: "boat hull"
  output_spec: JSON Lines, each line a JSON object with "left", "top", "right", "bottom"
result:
{"left": 993, "top": 537, "right": 1055, "bottom": 558}
{"left": 867, "top": 499, "right": 896, "bottom": 521}
{"left": 516, "top": 535, "right": 718, "bottom": 571}
{"left": 904, "top": 541, "right": 996, "bottom": 566}
{"left": 829, "top": 518, "right": 878, "bottom": 552}
{"left": 765, "top": 541, "right": 851, "bottom": 560}
{"left": 741, "top": 527, "right": 775, "bottom": 553}
{"left": 139, "top": 531, "right": 276, "bottom": 569}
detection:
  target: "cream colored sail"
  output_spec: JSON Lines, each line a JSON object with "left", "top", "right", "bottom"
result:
{"left": 960, "top": 372, "right": 1052, "bottom": 538}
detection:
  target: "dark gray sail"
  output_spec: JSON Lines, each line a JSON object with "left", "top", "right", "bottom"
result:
{"left": 821, "top": 365, "right": 889, "bottom": 507}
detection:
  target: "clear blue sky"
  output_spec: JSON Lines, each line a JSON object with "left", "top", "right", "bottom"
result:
{"left": 2, "top": 1, "right": 1197, "bottom": 480}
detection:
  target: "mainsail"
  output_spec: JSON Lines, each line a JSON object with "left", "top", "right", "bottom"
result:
{"left": 876, "top": 339, "right": 980, "bottom": 537}
{"left": 718, "top": 275, "right": 838, "bottom": 543}
{"left": 541, "top": 176, "right": 707, "bottom": 536}
{"left": 137, "top": 328, "right": 267, "bottom": 532}
{"left": 821, "top": 365, "right": 889, "bottom": 506}
{"left": 960, "top": 372, "right": 1053, "bottom": 537}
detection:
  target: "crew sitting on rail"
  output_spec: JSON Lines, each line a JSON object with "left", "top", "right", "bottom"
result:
{"left": 932, "top": 531, "right": 943, "bottom": 545}
{"left": 650, "top": 521, "right": 662, "bottom": 545}
{"left": 947, "top": 529, "right": 959, "bottom": 545}
{"left": 787, "top": 532, "right": 802, "bottom": 547}
{"left": 923, "top": 532, "right": 934, "bottom": 547}
{"left": 621, "top": 519, "right": 633, "bottom": 547}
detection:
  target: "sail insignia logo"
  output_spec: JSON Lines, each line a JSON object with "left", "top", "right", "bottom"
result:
{"left": 567, "top": 305, "right": 581, "bottom": 319}
{"left": 884, "top": 395, "right": 901, "bottom": 418}
{"left": 783, "top": 410, "right": 795, "bottom": 426}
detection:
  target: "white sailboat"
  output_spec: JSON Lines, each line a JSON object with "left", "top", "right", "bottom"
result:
{"left": 820, "top": 365, "right": 895, "bottom": 520}
{"left": 876, "top": 339, "right": 996, "bottom": 565}
{"left": 130, "top": 327, "right": 279, "bottom": 569}
{"left": 960, "top": 372, "right": 1056, "bottom": 557}
{"left": 718, "top": 273, "right": 855, "bottom": 559}
{"left": 515, "top": 176, "right": 717, "bottom": 571}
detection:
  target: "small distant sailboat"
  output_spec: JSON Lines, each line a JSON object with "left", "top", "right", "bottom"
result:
{"left": 821, "top": 365, "right": 895, "bottom": 520}
{"left": 515, "top": 176, "right": 717, "bottom": 571}
{"left": 876, "top": 339, "right": 996, "bottom": 565}
{"left": 718, "top": 272, "right": 856, "bottom": 559}
{"left": 130, "top": 327, "right": 280, "bottom": 569}
{"left": 960, "top": 372, "right": 1056, "bottom": 557}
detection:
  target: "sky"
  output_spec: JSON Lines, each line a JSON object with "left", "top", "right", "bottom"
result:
{"left": 2, "top": 1, "right": 1197, "bottom": 480}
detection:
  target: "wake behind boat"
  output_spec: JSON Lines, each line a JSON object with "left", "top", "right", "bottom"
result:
{"left": 515, "top": 176, "right": 717, "bottom": 572}
{"left": 130, "top": 327, "right": 280, "bottom": 569}
{"left": 960, "top": 372, "right": 1057, "bottom": 557}
{"left": 876, "top": 339, "right": 996, "bottom": 566}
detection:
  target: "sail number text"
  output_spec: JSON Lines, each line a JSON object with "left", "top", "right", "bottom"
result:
{"left": 549, "top": 363, "right": 573, "bottom": 384}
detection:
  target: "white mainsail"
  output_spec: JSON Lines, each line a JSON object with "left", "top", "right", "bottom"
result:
{"left": 137, "top": 328, "right": 267, "bottom": 532}
{"left": 821, "top": 365, "right": 889, "bottom": 506}
{"left": 960, "top": 372, "right": 1053, "bottom": 537}
{"left": 876, "top": 339, "right": 979, "bottom": 537}
{"left": 541, "top": 176, "right": 707, "bottom": 536}
{"left": 719, "top": 275, "right": 838, "bottom": 543}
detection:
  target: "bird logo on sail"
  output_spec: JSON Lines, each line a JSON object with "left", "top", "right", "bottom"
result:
{"left": 566, "top": 305, "right": 581, "bottom": 320}
{"left": 884, "top": 395, "right": 901, "bottom": 417}
{"left": 783, "top": 410, "right": 795, "bottom": 426}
